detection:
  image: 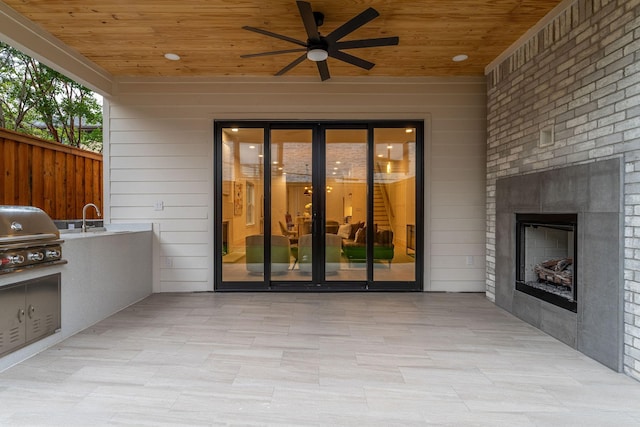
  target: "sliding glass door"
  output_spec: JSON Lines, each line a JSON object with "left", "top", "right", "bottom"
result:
{"left": 372, "top": 127, "right": 417, "bottom": 283}
{"left": 324, "top": 128, "right": 368, "bottom": 282}
{"left": 270, "top": 128, "right": 313, "bottom": 283}
{"left": 215, "top": 121, "right": 422, "bottom": 291}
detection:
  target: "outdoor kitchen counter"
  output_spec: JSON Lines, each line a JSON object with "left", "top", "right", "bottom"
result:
{"left": 0, "top": 223, "right": 152, "bottom": 371}
{"left": 60, "top": 223, "right": 152, "bottom": 335}
{"left": 59, "top": 223, "right": 152, "bottom": 238}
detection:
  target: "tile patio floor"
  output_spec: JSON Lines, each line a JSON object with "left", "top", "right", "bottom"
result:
{"left": 1, "top": 292, "right": 639, "bottom": 426}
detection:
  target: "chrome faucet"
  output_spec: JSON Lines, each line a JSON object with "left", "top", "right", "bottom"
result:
{"left": 82, "top": 203, "right": 101, "bottom": 232}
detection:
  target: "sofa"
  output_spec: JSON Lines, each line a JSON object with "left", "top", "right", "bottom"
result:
{"left": 337, "top": 223, "right": 394, "bottom": 266}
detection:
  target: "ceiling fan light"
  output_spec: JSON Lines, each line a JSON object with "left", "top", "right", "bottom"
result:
{"left": 307, "top": 49, "right": 328, "bottom": 62}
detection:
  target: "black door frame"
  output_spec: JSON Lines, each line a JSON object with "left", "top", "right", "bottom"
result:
{"left": 214, "top": 120, "right": 424, "bottom": 292}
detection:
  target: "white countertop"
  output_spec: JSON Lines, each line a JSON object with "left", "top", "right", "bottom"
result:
{"left": 60, "top": 223, "right": 152, "bottom": 239}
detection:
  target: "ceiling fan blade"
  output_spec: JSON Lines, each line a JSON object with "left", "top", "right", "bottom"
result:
{"left": 325, "top": 8, "right": 379, "bottom": 43}
{"left": 335, "top": 37, "right": 399, "bottom": 50}
{"left": 296, "top": 1, "right": 320, "bottom": 41}
{"left": 275, "top": 53, "right": 308, "bottom": 76}
{"left": 242, "top": 26, "right": 307, "bottom": 47}
{"left": 329, "top": 50, "right": 375, "bottom": 70}
{"left": 316, "top": 60, "right": 330, "bottom": 81}
{"left": 241, "top": 48, "right": 307, "bottom": 58}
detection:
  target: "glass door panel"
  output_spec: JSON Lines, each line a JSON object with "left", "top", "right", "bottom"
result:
{"left": 220, "top": 127, "right": 264, "bottom": 282}
{"left": 270, "top": 129, "right": 313, "bottom": 281}
{"left": 325, "top": 129, "right": 368, "bottom": 281}
{"left": 373, "top": 127, "right": 417, "bottom": 282}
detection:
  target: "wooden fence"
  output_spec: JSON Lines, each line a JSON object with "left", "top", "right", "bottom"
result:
{"left": 0, "top": 128, "right": 102, "bottom": 220}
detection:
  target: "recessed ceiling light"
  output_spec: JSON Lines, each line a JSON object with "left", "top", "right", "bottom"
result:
{"left": 405, "top": 128, "right": 414, "bottom": 133}
{"left": 249, "top": 145, "right": 255, "bottom": 149}
{"left": 452, "top": 54, "right": 468, "bottom": 62}
{"left": 164, "top": 53, "right": 181, "bottom": 61}
{"left": 231, "top": 128, "right": 239, "bottom": 132}
{"left": 387, "top": 145, "right": 393, "bottom": 149}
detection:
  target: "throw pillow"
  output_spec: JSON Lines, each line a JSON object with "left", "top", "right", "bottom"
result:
{"left": 337, "top": 224, "right": 352, "bottom": 239}
{"left": 348, "top": 221, "right": 359, "bottom": 240}
{"left": 355, "top": 226, "right": 367, "bottom": 243}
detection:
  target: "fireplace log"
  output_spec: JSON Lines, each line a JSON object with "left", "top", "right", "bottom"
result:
{"left": 534, "top": 258, "right": 573, "bottom": 288}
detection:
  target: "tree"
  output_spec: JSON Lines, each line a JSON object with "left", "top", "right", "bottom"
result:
{"left": 0, "top": 43, "right": 37, "bottom": 132}
{"left": 0, "top": 41, "right": 102, "bottom": 152}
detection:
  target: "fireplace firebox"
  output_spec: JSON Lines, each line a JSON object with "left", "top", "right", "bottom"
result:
{"left": 516, "top": 213, "right": 577, "bottom": 312}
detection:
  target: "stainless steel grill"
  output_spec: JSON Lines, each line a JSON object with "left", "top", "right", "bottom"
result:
{"left": 0, "top": 206, "right": 66, "bottom": 274}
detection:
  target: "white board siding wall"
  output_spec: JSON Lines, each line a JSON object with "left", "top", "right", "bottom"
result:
{"left": 106, "top": 78, "right": 486, "bottom": 292}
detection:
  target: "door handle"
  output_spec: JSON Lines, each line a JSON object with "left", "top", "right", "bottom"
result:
{"left": 28, "top": 305, "right": 35, "bottom": 319}
{"left": 17, "top": 308, "right": 25, "bottom": 323}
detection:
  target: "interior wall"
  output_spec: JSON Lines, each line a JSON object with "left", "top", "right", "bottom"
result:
{"left": 105, "top": 77, "right": 487, "bottom": 292}
{"left": 271, "top": 175, "right": 287, "bottom": 236}
{"left": 324, "top": 187, "right": 344, "bottom": 223}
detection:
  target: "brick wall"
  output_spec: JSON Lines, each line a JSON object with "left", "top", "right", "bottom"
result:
{"left": 486, "top": 0, "right": 640, "bottom": 380}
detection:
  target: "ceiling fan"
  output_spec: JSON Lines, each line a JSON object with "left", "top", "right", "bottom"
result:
{"left": 241, "top": 1, "right": 399, "bottom": 81}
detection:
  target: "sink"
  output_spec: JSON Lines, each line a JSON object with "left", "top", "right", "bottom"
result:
{"left": 86, "top": 227, "right": 107, "bottom": 232}
{"left": 55, "top": 220, "right": 103, "bottom": 230}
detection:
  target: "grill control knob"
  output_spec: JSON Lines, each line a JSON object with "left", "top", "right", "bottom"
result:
{"left": 9, "top": 255, "right": 25, "bottom": 265}
{"left": 45, "top": 249, "right": 61, "bottom": 259}
{"left": 28, "top": 252, "right": 44, "bottom": 261}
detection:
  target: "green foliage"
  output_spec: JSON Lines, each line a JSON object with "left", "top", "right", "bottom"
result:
{"left": 0, "top": 41, "right": 102, "bottom": 152}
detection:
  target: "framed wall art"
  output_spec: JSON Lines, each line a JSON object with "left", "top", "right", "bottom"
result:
{"left": 233, "top": 181, "right": 243, "bottom": 216}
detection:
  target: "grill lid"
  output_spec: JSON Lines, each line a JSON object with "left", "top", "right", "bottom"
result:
{"left": 0, "top": 206, "right": 60, "bottom": 243}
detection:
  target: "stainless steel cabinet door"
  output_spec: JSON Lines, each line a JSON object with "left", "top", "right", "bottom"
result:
{"left": 25, "top": 275, "right": 61, "bottom": 344}
{"left": 0, "top": 284, "right": 27, "bottom": 357}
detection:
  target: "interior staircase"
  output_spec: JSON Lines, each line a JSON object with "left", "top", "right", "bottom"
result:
{"left": 373, "top": 183, "right": 392, "bottom": 231}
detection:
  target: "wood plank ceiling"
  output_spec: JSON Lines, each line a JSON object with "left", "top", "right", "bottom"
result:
{"left": 2, "top": 0, "right": 564, "bottom": 79}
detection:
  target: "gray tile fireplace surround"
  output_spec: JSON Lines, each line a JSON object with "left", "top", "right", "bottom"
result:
{"left": 495, "top": 158, "right": 623, "bottom": 371}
